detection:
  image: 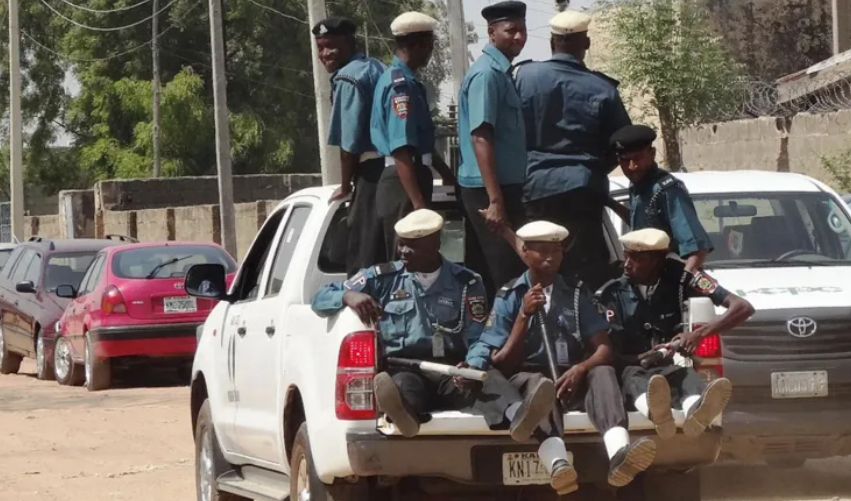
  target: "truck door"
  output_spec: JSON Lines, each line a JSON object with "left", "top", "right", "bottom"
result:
{"left": 233, "top": 203, "right": 312, "bottom": 464}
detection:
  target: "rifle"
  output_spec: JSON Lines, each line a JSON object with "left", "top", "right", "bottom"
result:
{"left": 386, "top": 357, "right": 489, "bottom": 382}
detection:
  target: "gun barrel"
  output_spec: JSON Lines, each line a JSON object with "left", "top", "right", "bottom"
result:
{"left": 386, "top": 358, "right": 489, "bottom": 382}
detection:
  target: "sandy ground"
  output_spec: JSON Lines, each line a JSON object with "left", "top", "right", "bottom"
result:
{"left": 1, "top": 359, "right": 850, "bottom": 501}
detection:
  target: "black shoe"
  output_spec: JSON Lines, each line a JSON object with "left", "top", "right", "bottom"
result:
{"left": 647, "top": 375, "right": 676, "bottom": 440}
{"left": 607, "top": 437, "right": 657, "bottom": 487}
{"left": 683, "top": 377, "right": 732, "bottom": 437}
{"left": 509, "top": 378, "right": 555, "bottom": 442}
{"left": 550, "top": 458, "right": 578, "bottom": 495}
{"left": 374, "top": 372, "right": 419, "bottom": 438}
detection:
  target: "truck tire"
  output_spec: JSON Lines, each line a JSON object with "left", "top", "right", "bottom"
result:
{"left": 290, "top": 423, "right": 370, "bottom": 501}
{"left": 618, "top": 469, "right": 701, "bottom": 501}
{"left": 0, "top": 326, "right": 22, "bottom": 375}
{"left": 85, "top": 333, "right": 111, "bottom": 391}
{"left": 195, "top": 399, "right": 249, "bottom": 501}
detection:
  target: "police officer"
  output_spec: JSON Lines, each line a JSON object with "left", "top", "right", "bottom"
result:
{"left": 467, "top": 221, "right": 657, "bottom": 493}
{"left": 314, "top": 16, "right": 388, "bottom": 276}
{"left": 370, "top": 12, "right": 456, "bottom": 261}
{"left": 609, "top": 124, "right": 713, "bottom": 271}
{"left": 311, "top": 209, "right": 553, "bottom": 440}
{"left": 456, "top": 1, "right": 529, "bottom": 301}
{"left": 596, "top": 228, "right": 753, "bottom": 439}
{"left": 514, "top": 10, "right": 632, "bottom": 292}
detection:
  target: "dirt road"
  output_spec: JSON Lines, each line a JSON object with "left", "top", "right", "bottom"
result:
{"left": 1, "top": 359, "right": 849, "bottom": 501}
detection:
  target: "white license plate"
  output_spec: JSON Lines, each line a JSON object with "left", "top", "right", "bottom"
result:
{"left": 771, "top": 371, "right": 828, "bottom": 399}
{"left": 502, "top": 451, "right": 572, "bottom": 486}
{"left": 164, "top": 296, "right": 197, "bottom": 313}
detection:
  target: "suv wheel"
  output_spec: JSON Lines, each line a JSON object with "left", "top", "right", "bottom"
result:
{"left": 291, "top": 423, "right": 370, "bottom": 501}
{"left": 85, "top": 334, "right": 111, "bottom": 391}
{"left": 195, "top": 399, "right": 249, "bottom": 501}
{"left": 0, "top": 326, "right": 22, "bottom": 375}
{"left": 35, "top": 330, "right": 56, "bottom": 381}
{"left": 54, "top": 337, "right": 84, "bottom": 386}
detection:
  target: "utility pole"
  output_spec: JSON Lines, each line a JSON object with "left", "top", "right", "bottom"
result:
{"left": 208, "top": 0, "right": 237, "bottom": 257}
{"left": 832, "top": 0, "right": 851, "bottom": 55}
{"left": 152, "top": 0, "right": 162, "bottom": 178}
{"left": 307, "top": 0, "right": 340, "bottom": 185}
{"left": 364, "top": 21, "right": 369, "bottom": 57}
{"left": 8, "top": 0, "right": 24, "bottom": 241}
{"left": 447, "top": 0, "right": 469, "bottom": 101}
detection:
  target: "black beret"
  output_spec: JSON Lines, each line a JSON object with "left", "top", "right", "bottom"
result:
{"left": 312, "top": 16, "right": 357, "bottom": 37}
{"left": 610, "top": 124, "right": 657, "bottom": 153}
{"left": 481, "top": 1, "right": 526, "bottom": 24}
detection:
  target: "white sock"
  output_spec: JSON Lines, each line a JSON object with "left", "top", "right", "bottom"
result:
{"left": 603, "top": 427, "right": 630, "bottom": 460}
{"left": 538, "top": 437, "right": 569, "bottom": 474}
{"left": 505, "top": 402, "right": 522, "bottom": 422}
{"left": 682, "top": 395, "right": 701, "bottom": 416}
{"left": 634, "top": 393, "right": 649, "bottom": 418}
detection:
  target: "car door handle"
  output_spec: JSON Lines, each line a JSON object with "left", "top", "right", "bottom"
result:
{"left": 237, "top": 326, "right": 247, "bottom": 336}
{"left": 265, "top": 325, "right": 275, "bottom": 336}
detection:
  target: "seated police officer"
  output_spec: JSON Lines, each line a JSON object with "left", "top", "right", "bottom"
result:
{"left": 467, "top": 221, "right": 657, "bottom": 493}
{"left": 597, "top": 228, "right": 754, "bottom": 439}
{"left": 311, "top": 209, "right": 554, "bottom": 440}
{"left": 607, "top": 125, "right": 713, "bottom": 272}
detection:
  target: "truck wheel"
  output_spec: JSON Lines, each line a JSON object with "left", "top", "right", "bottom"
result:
{"left": 291, "top": 423, "right": 370, "bottom": 501}
{"left": 54, "top": 337, "right": 84, "bottom": 386}
{"left": 766, "top": 458, "right": 806, "bottom": 469}
{"left": 35, "top": 330, "right": 56, "bottom": 381}
{"left": 85, "top": 334, "right": 111, "bottom": 391}
{"left": 0, "top": 326, "right": 22, "bottom": 375}
{"left": 195, "top": 399, "right": 249, "bottom": 501}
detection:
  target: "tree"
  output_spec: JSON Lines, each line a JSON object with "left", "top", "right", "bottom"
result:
{"left": 597, "top": 0, "right": 742, "bottom": 171}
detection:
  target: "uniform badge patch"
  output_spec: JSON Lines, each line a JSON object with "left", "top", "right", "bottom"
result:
{"left": 344, "top": 272, "right": 366, "bottom": 290}
{"left": 692, "top": 271, "right": 718, "bottom": 295}
{"left": 606, "top": 309, "right": 615, "bottom": 322}
{"left": 467, "top": 295, "right": 487, "bottom": 323}
{"left": 392, "top": 94, "right": 409, "bottom": 118}
{"left": 391, "top": 289, "right": 411, "bottom": 300}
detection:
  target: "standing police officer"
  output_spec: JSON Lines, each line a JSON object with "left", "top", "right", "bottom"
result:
{"left": 514, "top": 10, "right": 632, "bottom": 291}
{"left": 371, "top": 12, "right": 456, "bottom": 261}
{"left": 596, "top": 229, "right": 753, "bottom": 439}
{"left": 311, "top": 209, "right": 553, "bottom": 440}
{"left": 457, "top": 1, "right": 529, "bottom": 302}
{"left": 314, "top": 16, "right": 388, "bottom": 276}
{"left": 609, "top": 124, "right": 713, "bottom": 271}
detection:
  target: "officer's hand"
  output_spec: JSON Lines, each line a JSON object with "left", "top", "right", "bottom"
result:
{"left": 453, "top": 362, "right": 481, "bottom": 391}
{"left": 342, "top": 291, "right": 383, "bottom": 326}
{"left": 479, "top": 201, "right": 508, "bottom": 233}
{"left": 440, "top": 169, "right": 457, "bottom": 187}
{"left": 672, "top": 331, "right": 704, "bottom": 356}
{"left": 522, "top": 284, "right": 546, "bottom": 316}
{"left": 330, "top": 185, "right": 352, "bottom": 202}
{"left": 556, "top": 364, "right": 587, "bottom": 400}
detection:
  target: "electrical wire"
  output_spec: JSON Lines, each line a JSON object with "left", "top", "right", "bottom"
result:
{"left": 244, "top": 0, "right": 308, "bottom": 25}
{"left": 54, "top": 0, "right": 153, "bottom": 15}
{"left": 38, "top": 0, "right": 180, "bottom": 32}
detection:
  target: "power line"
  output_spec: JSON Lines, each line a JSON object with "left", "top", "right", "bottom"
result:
{"left": 362, "top": 0, "right": 392, "bottom": 53}
{"left": 167, "top": 45, "right": 314, "bottom": 77}
{"left": 244, "top": 0, "right": 308, "bottom": 25}
{"left": 38, "top": 0, "right": 180, "bottom": 32}
{"left": 54, "top": 0, "right": 153, "bottom": 14}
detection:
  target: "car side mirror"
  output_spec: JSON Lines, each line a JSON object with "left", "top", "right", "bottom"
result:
{"left": 15, "top": 281, "right": 36, "bottom": 294}
{"left": 185, "top": 263, "right": 229, "bottom": 301}
{"left": 55, "top": 284, "right": 77, "bottom": 299}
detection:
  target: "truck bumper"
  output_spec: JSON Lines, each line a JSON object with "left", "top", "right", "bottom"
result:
{"left": 345, "top": 430, "right": 721, "bottom": 485}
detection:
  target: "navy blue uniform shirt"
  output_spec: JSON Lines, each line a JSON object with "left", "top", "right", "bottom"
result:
{"left": 327, "top": 52, "right": 387, "bottom": 155}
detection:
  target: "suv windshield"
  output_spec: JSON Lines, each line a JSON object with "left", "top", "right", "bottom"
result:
{"left": 692, "top": 192, "right": 851, "bottom": 267}
{"left": 113, "top": 245, "right": 237, "bottom": 279}
{"left": 0, "top": 249, "right": 14, "bottom": 270}
{"left": 45, "top": 252, "right": 98, "bottom": 292}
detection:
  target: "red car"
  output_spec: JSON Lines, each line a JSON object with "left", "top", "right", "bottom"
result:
{"left": 52, "top": 241, "right": 237, "bottom": 391}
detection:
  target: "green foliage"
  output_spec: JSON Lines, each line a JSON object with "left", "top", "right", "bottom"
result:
{"left": 821, "top": 150, "right": 851, "bottom": 194}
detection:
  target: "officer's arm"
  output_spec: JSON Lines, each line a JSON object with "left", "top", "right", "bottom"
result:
{"left": 601, "top": 92, "right": 633, "bottom": 171}
{"left": 310, "top": 268, "right": 378, "bottom": 317}
{"left": 596, "top": 290, "right": 641, "bottom": 367}
{"left": 688, "top": 273, "right": 755, "bottom": 338}
{"left": 489, "top": 293, "right": 530, "bottom": 374}
{"left": 329, "top": 81, "right": 367, "bottom": 195}
{"left": 576, "top": 289, "right": 614, "bottom": 369}
{"left": 387, "top": 85, "right": 427, "bottom": 209}
{"left": 467, "top": 73, "right": 505, "bottom": 211}
{"left": 665, "top": 187, "right": 714, "bottom": 270}
{"left": 461, "top": 278, "right": 488, "bottom": 348}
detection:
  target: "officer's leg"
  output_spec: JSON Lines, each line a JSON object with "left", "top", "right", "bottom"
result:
{"left": 376, "top": 166, "right": 406, "bottom": 261}
{"left": 559, "top": 189, "right": 614, "bottom": 291}
{"left": 374, "top": 368, "right": 436, "bottom": 438}
{"left": 674, "top": 368, "right": 733, "bottom": 438}
{"left": 625, "top": 365, "right": 677, "bottom": 440}
{"left": 346, "top": 159, "right": 386, "bottom": 276}
{"left": 458, "top": 186, "right": 491, "bottom": 297}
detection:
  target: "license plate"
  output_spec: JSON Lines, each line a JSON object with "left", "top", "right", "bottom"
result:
{"left": 502, "top": 451, "right": 572, "bottom": 486}
{"left": 771, "top": 371, "right": 828, "bottom": 399}
{"left": 164, "top": 296, "right": 197, "bottom": 313}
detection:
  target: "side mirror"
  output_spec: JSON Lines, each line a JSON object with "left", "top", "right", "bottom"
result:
{"left": 185, "top": 263, "right": 228, "bottom": 301}
{"left": 55, "top": 284, "right": 77, "bottom": 299}
{"left": 15, "top": 281, "right": 36, "bottom": 294}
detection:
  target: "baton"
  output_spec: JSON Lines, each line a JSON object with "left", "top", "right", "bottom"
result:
{"left": 640, "top": 338, "right": 683, "bottom": 369}
{"left": 386, "top": 357, "right": 489, "bottom": 382}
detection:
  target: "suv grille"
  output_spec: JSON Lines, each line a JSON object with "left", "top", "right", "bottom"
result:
{"left": 723, "top": 318, "right": 851, "bottom": 361}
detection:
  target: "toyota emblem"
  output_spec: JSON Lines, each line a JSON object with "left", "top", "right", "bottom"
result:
{"left": 786, "top": 317, "right": 817, "bottom": 338}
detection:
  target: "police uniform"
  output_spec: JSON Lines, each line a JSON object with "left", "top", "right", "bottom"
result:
{"left": 467, "top": 221, "right": 656, "bottom": 491}
{"left": 456, "top": 1, "right": 528, "bottom": 300}
{"left": 314, "top": 17, "right": 389, "bottom": 276}
{"left": 513, "top": 10, "right": 632, "bottom": 291}
{"left": 596, "top": 229, "right": 733, "bottom": 439}
{"left": 370, "top": 12, "right": 438, "bottom": 261}
{"left": 610, "top": 125, "right": 713, "bottom": 260}
{"left": 311, "top": 209, "right": 552, "bottom": 440}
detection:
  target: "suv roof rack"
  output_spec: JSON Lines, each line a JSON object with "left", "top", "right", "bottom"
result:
{"left": 28, "top": 236, "right": 46, "bottom": 242}
{"left": 105, "top": 234, "right": 139, "bottom": 243}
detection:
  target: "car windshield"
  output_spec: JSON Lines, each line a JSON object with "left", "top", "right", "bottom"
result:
{"left": 45, "top": 252, "right": 98, "bottom": 292}
{"left": 113, "top": 245, "right": 236, "bottom": 279}
{"left": 0, "top": 249, "right": 13, "bottom": 270}
{"left": 692, "top": 192, "right": 851, "bottom": 268}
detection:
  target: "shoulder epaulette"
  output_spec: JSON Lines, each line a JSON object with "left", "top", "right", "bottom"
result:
{"left": 390, "top": 69, "right": 408, "bottom": 89}
{"left": 594, "top": 278, "right": 620, "bottom": 301}
{"left": 374, "top": 262, "right": 402, "bottom": 276}
{"left": 332, "top": 74, "right": 367, "bottom": 99}
{"left": 510, "top": 59, "right": 535, "bottom": 80}
{"left": 657, "top": 174, "right": 681, "bottom": 191}
{"left": 496, "top": 278, "right": 520, "bottom": 298}
{"left": 454, "top": 267, "right": 479, "bottom": 286}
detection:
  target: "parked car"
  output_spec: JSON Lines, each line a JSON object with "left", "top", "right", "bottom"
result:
{"left": 0, "top": 236, "right": 128, "bottom": 380}
{"left": 0, "top": 242, "right": 18, "bottom": 271}
{"left": 53, "top": 241, "right": 237, "bottom": 391}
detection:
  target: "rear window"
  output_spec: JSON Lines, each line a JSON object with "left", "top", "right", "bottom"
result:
{"left": 112, "top": 245, "right": 237, "bottom": 279}
{"left": 45, "top": 252, "right": 98, "bottom": 292}
{"left": 0, "top": 249, "right": 14, "bottom": 269}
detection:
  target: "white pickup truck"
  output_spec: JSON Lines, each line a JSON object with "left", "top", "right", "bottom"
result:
{"left": 608, "top": 170, "right": 851, "bottom": 468}
{"left": 185, "top": 185, "right": 721, "bottom": 501}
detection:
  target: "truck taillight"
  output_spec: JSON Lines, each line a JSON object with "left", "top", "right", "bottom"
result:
{"left": 336, "top": 331, "right": 376, "bottom": 420}
{"left": 102, "top": 286, "right": 127, "bottom": 314}
{"left": 693, "top": 332, "right": 723, "bottom": 380}
{"left": 694, "top": 333, "right": 720, "bottom": 358}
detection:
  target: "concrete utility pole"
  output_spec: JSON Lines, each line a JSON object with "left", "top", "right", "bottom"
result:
{"left": 8, "top": 0, "right": 24, "bottom": 241}
{"left": 307, "top": 0, "right": 340, "bottom": 185}
{"left": 832, "top": 0, "right": 851, "bottom": 55}
{"left": 447, "top": 0, "right": 469, "bottom": 102}
{"left": 152, "top": 0, "right": 162, "bottom": 178}
{"left": 208, "top": 0, "right": 237, "bottom": 257}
